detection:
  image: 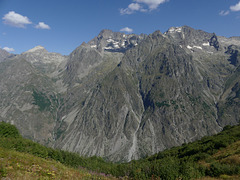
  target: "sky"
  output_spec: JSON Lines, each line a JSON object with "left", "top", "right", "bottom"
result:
{"left": 0, "top": 0, "right": 240, "bottom": 55}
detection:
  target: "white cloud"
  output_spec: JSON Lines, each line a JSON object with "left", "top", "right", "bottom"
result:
{"left": 35, "top": 22, "right": 51, "bottom": 30}
{"left": 120, "top": 3, "right": 143, "bottom": 15}
{"left": 219, "top": 10, "right": 229, "bottom": 16}
{"left": 120, "top": 0, "right": 168, "bottom": 14}
{"left": 230, "top": 1, "right": 240, "bottom": 11}
{"left": 2, "top": 11, "right": 32, "bottom": 28}
{"left": 129, "top": 3, "right": 142, "bottom": 11}
{"left": 134, "top": 0, "right": 168, "bottom": 10}
{"left": 3, "top": 47, "right": 15, "bottom": 52}
{"left": 120, "top": 27, "right": 133, "bottom": 33}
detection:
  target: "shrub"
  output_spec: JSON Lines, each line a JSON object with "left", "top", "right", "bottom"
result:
{"left": 0, "top": 122, "right": 21, "bottom": 138}
{"left": 0, "top": 165, "right": 7, "bottom": 177}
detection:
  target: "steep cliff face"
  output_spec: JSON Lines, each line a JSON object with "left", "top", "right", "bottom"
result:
{"left": 0, "top": 58, "right": 59, "bottom": 144}
{"left": 55, "top": 28, "right": 236, "bottom": 161}
{"left": 0, "top": 26, "right": 240, "bottom": 162}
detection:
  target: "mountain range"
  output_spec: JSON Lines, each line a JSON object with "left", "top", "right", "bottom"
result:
{"left": 0, "top": 26, "right": 239, "bottom": 162}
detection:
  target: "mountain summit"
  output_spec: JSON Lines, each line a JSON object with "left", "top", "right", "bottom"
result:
{"left": 0, "top": 26, "right": 239, "bottom": 162}
{"left": 25, "top": 45, "right": 46, "bottom": 53}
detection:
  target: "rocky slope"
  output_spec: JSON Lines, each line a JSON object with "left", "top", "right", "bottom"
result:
{"left": 0, "top": 26, "right": 239, "bottom": 162}
{"left": 0, "top": 48, "right": 13, "bottom": 62}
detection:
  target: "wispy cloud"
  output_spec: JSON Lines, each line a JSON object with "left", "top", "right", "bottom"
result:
{"left": 135, "top": 0, "right": 168, "bottom": 10}
{"left": 3, "top": 47, "right": 15, "bottom": 52}
{"left": 35, "top": 22, "right": 51, "bottom": 30}
{"left": 120, "top": 27, "right": 133, "bottom": 33}
{"left": 219, "top": 10, "right": 229, "bottom": 16}
{"left": 120, "top": 0, "right": 168, "bottom": 15}
{"left": 120, "top": 3, "right": 144, "bottom": 15}
{"left": 230, "top": 1, "right": 240, "bottom": 12}
{"left": 2, "top": 11, "right": 32, "bottom": 28}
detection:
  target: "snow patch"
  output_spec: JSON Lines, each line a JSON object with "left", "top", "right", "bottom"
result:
{"left": 90, "top": 45, "right": 97, "bottom": 48}
{"left": 168, "top": 27, "right": 182, "bottom": 33}
{"left": 176, "top": 27, "right": 182, "bottom": 33}
{"left": 168, "top": 27, "right": 175, "bottom": 33}
{"left": 104, "top": 46, "right": 113, "bottom": 50}
{"left": 202, "top": 42, "right": 210, "bottom": 46}
{"left": 193, "top": 46, "right": 202, "bottom": 50}
{"left": 187, "top": 45, "right": 202, "bottom": 50}
{"left": 107, "top": 39, "right": 114, "bottom": 43}
{"left": 113, "top": 44, "right": 120, "bottom": 48}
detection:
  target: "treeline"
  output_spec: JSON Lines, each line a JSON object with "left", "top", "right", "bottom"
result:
{"left": 1, "top": 122, "right": 240, "bottom": 179}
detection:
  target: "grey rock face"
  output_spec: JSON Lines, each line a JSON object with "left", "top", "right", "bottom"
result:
{"left": 0, "top": 48, "right": 13, "bottom": 62}
{"left": 1, "top": 27, "right": 240, "bottom": 162}
{"left": 88, "top": 29, "right": 147, "bottom": 53}
{"left": 19, "top": 46, "right": 67, "bottom": 75}
{"left": 0, "top": 58, "right": 58, "bottom": 144}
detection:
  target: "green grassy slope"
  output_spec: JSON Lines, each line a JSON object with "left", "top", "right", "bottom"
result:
{"left": 0, "top": 147, "right": 117, "bottom": 179}
{"left": 1, "top": 122, "right": 240, "bottom": 179}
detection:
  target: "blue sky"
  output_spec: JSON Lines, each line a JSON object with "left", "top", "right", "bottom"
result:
{"left": 0, "top": 0, "right": 240, "bottom": 55}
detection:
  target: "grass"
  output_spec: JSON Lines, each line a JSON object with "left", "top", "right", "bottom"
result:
{"left": 1, "top": 122, "right": 240, "bottom": 179}
{"left": 198, "top": 140, "right": 240, "bottom": 180}
{"left": 0, "top": 146, "right": 118, "bottom": 180}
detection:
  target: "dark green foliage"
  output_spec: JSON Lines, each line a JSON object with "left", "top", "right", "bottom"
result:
{"left": 0, "top": 122, "right": 21, "bottom": 138}
{"left": 32, "top": 90, "right": 51, "bottom": 111}
{"left": 157, "top": 157, "right": 180, "bottom": 179}
{"left": 155, "top": 100, "right": 170, "bottom": 108}
{"left": 206, "top": 163, "right": 240, "bottom": 177}
{"left": 0, "top": 165, "right": 7, "bottom": 178}
{"left": 223, "top": 125, "right": 232, "bottom": 131}
{"left": 0, "top": 123, "right": 240, "bottom": 179}
{"left": 186, "top": 93, "right": 201, "bottom": 105}
{"left": 202, "top": 101, "right": 210, "bottom": 110}
{"left": 180, "top": 161, "right": 206, "bottom": 179}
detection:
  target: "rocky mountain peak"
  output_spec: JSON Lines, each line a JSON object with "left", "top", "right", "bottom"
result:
{"left": 0, "top": 48, "right": 11, "bottom": 62}
{"left": 15, "top": 45, "right": 66, "bottom": 75}
{"left": 87, "top": 29, "right": 147, "bottom": 53}
{"left": 97, "top": 29, "right": 116, "bottom": 39}
{"left": 166, "top": 26, "right": 184, "bottom": 34}
{"left": 25, "top": 45, "right": 47, "bottom": 53}
{"left": 1, "top": 25, "right": 240, "bottom": 163}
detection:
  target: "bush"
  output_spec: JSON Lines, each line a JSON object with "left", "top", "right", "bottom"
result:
{"left": 0, "top": 122, "right": 21, "bottom": 138}
{"left": 158, "top": 157, "right": 180, "bottom": 180}
{"left": 206, "top": 163, "right": 239, "bottom": 177}
{"left": 0, "top": 165, "right": 7, "bottom": 177}
{"left": 180, "top": 161, "right": 205, "bottom": 179}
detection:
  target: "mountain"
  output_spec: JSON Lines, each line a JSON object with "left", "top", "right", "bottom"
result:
{"left": 19, "top": 45, "right": 67, "bottom": 75}
{"left": 0, "top": 26, "right": 239, "bottom": 162}
{"left": 0, "top": 48, "right": 14, "bottom": 62}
